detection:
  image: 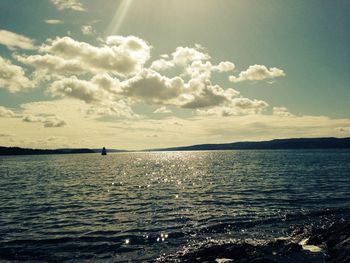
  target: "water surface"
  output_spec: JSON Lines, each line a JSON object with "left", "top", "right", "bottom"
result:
{"left": 0, "top": 150, "right": 349, "bottom": 262}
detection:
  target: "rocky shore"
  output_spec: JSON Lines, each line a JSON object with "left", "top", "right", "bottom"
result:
{"left": 153, "top": 220, "right": 350, "bottom": 263}
{"left": 306, "top": 220, "right": 350, "bottom": 263}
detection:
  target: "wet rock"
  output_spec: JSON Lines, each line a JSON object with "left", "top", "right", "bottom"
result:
{"left": 178, "top": 243, "right": 256, "bottom": 262}
{"left": 306, "top": 220, "right": 350, "bottom": 263}
{"left": 153, "top": 240, "right": 310, "bottom": 262}
{"left": 249, "top": 258, "right": 275, "bottom": 263}
{"left": 152, "top": 220, "right": 350, "bottom": 263}
{"left": 325, "top": 223, "right": 350, "bottom": 263}
{"left": 261, "top": 239, "right": 302, "bottom": 256}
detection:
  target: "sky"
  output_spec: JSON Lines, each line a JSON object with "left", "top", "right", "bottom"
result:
{"left": 0, "top": 0, "right": 349, "bottom": 150}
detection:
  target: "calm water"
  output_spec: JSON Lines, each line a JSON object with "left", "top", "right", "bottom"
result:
{"left": 0, "top": 150, "right": 350, "bottom": 262}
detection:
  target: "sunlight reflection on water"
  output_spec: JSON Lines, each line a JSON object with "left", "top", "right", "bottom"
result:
{"left": 0, "top": 150, "right": 349, "bottom": 261}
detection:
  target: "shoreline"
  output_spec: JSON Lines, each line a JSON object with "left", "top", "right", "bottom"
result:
{"left": 153, "top": 220, "right": 350, "bottom": 263}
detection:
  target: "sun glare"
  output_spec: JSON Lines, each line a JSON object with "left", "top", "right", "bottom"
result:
{"left": 105, "top": 0, "right": 134, "bottom": 36}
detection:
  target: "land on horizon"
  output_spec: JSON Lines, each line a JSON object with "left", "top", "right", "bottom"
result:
{"left": 1, "top": 1, "right": 350, "bottom": 262}
{"left": 1, "top": 137, "right": 350, "bottom": 156}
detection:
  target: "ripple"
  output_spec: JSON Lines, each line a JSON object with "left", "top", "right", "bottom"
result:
{"left": 0, "top": 150, "right": 349, "bottom": 261}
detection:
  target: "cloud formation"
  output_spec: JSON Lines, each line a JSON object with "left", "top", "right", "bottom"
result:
{"left": 22, "top": 114, "right": 66, "bottom": 128}
{"left": 49, "top": 76, "right": 111, "bottom": 103}
{"left": 14, "top": 53, "right": 86, "bottom": 75}
{"left": 45, "top": 19, "right": 64, "bottom": 24}
{"left": 51, "top": 0, "right": 86, "bottom": 11}
{"left": 35, "top": 36, "right": 151, "bottom": 76}
{"left": 0, "top": 24, "right": 349, "bottom": 149}
{"left": 5, "top": 33, "right": 284, "bottom": 123}
{"left": 150, "top": 46, "right": 235, "bottom": 77}
{"left": 182, "top": 83, "right": 237, "bottom": 109}
{"left": 229, "top": 64, "right": 285, "bottom": 83}
{"left": 0, "top": 29, "right": 36, "bottom": 50}
{"left": 154, "top": 106, "right": 171, "bottom": 114}
{"left": 81, "top": 25, "right": 95, "bottom": 35}
{"left": 0, "top": 106, "right": 15, "bottom": 117}
{"left": 86, "top": 100, "right": 137, "bottom": 118}
{"left": 197, "top": 98, "right": 268, "bottom": 116}
{"left": 0, "top": 56, "right": 34, "bottom": 92}
{"left": 273, "top": 107, "right": 294, "bottom": 117}
{"left": 48, "top": 76, "right": 137, "bottom": 118}
{"left": 121, "top": 69, "right": 184, "bottom": 104}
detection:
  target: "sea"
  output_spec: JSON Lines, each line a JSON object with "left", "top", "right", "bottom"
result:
{"left": 0, "top": 150, "right": 349, "bottom": 262}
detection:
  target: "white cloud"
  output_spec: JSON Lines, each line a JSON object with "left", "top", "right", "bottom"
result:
{"left": 273, "top": 107, "right": 294, "bottom": 117}
{"left": 150, "top": 47, "right": 234, "bottom": 90}
{"left": 131, "top": 74, "right": 237, "bottom": 109}
{"left": 10, "top": 36, "right": 241, "bottom": 112}
{"left": 154, "top": 106, "right": 171, "bottom": 114}
{"left": 229, "top": 64, "right": 285, "bottom": 83}
{"left": 151, "top": 46, "right": 210, "bottom": 71}
{"left": 182, "top": 83, "right": 236, "bottom": 109}
{"left": 91, "top": 74, "right": 121, "bottom": 94}
{"left": 14, "top": 53, "right": 86, "bottom": 76}
{"left": 81, "top": 25, "right": 95, "bottom": 35}
{"left": 1, "top": 34, "right": 304, "bottom": 148}
{"left": 197, "top": 98, "right": 268, "bottom": 116}
{"left": 49, "top": 76, "right": 112, "bottom": 103}
{"left": 39, "top": 36, "right": 151, "bottom": 76}
{"left": 0, "top": 106, "right": 15, "bottom": 117}
{"left": 6, "top": 35, "right": 288, "bottom": 127}
{"left": 213, "top": 61, "right": 236, "bottom": 72}
{"left": 172, "top": 46, "right": 210, "bottom": 66}
{"left": 45, "top": 67, "right": 242, "bottom": 116}
{"left": 2, "top": 100, "right": 350, "bottom": 150}
{"left": 0, "top": 56, "right": 34, "bottom": 92}
{"left": 45, "top": 19, "right": 64, "bottom": 24}
{"left": 232, "top": 98, "right": 268, "bottom": 111}
{"left": 22, "top": 115, "right": 66, "bottom": 128}
{"left": 121, "top": 69, "right": 185, "bottom": 104}
{"left": 185, "top": 61, "right": 215, "bottom": 80}
{"left": 0, "top": 29, "right": 36, "bottom": 50}
{"left": 48, "top": 76, "right": 138, "bottom": 118}
{"left": 185, "top": 60, "right": 235, "bottom": 81}
{"left": 43, "top": 118, "right": 66, "bottom": 128}
{"left": 86, "top": 100, "right": 138, "bottom": 118}
{"left": 51, "top": 0, "right": 86, "bottom": 11}
{"left": 46, "top": 68, "right": 242, "bottom": 113}
{"left": 122, "top": 48, "right": 238, "bottom": 109}
{"left": 150, "top": 58, "right": 175, "bottom": 72}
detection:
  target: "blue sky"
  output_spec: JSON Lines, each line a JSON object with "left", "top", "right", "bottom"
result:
{"left": 0, "top": 0, "right": 349, "bottom": 149}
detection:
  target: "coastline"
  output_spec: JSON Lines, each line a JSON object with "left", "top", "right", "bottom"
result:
{"left": 153, "top": 220, "right": 350, "bottom": 263}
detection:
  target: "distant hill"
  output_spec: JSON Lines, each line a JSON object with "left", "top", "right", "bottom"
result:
{"left": 2, "top": 137, "right": 350, "bottom": 156}
{"left": 0, "top": 147, "right": 95, "bottom": 156}
{"left": 147, "top": 137, "right": 350, "bottom": 151}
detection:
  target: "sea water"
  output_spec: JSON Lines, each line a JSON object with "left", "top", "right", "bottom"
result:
{"left": 0, "top": 150, "right": 349, "bottom": 262}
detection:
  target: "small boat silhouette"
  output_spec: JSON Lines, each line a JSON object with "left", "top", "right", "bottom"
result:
{"left": 101, "top": 147, "right": 107, "bottom": 155}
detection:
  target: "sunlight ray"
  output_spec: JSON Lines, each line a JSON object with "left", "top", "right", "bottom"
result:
{"left": 105, "top": 0, "right": 134, "bottom": 36}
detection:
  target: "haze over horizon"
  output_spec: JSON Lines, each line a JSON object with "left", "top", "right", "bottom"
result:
{"left": 0, "top": 0, "right": 350, "bottom": 150}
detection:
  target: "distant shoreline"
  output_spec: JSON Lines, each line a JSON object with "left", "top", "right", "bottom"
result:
{"left": 1, "top": 137, "right": 350, "bottom": 156}
{"left": 147, "top": 137, "right": 350, "bottom": 152}
{"left": 0, "top": 147, "right": 95, "bottom": 156}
